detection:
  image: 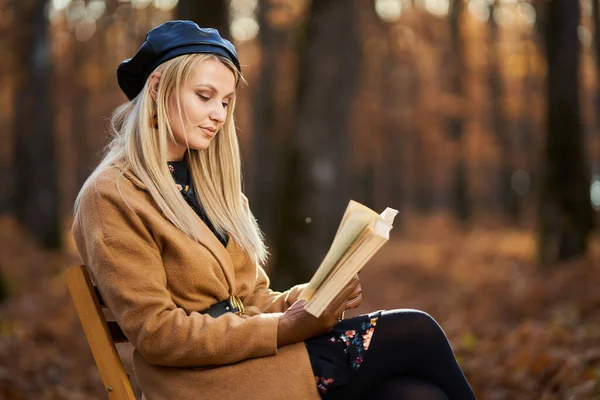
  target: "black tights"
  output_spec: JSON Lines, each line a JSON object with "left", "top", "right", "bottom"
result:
{"left": 324, "top": 310, "right": 476, "bottom": 400}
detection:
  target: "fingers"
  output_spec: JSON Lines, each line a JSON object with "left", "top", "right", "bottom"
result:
{"left": 335, "top": 279, "right": 360, "bottom": 305}
{"left": 340, "top": 276, "right": 362, "bottom": 312}
{"left": 345, "top": 292, "right": 362, "bottom": 309}
{"left": 347, "top": 280, "right": 361, "bottom": 299}
{"left": 333, "top": 296, "right": 348, "bottom": 319}
{"left": 323, "top": 282, "right": 356, "bottom": 320}
{"left": 333, "top": 279, "right": 360, "bottom": 309}
{"left": 334, "top": 278, "right": 359, "bottom": 302}
{"left": 305, "top": 276, "right": 363, "bottom": 327}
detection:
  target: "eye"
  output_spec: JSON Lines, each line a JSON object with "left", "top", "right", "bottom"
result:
{"left": 197, "top": 93, "right": 210, "bottom": 101}
{"left": 222, "top": 102, "right": 229, "bottom": 108}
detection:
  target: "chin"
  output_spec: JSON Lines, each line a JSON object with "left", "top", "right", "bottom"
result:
{"left": 189, "top": 139, "right": 213, "bottom": 152}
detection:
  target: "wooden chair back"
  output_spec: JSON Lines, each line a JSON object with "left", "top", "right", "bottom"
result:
{"left": 66, "top": 265, "right": 136, "bottom": 400}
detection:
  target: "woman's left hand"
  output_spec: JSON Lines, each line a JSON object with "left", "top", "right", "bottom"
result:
{"left": 344, "top": 274, "right": 363, "bottom": 311}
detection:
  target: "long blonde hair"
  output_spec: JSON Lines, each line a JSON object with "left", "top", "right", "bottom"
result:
{"left": 74, "top": 53, "right": 267, "bottom": 265}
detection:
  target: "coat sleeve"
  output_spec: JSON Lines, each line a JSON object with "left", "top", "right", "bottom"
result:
{"left": 243, "top": 265, "right": 308, "bottom": 313}
{"left": 73, "top": 185, "right": 282, "bottom": 368}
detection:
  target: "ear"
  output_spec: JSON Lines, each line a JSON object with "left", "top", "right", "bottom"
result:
{"left": 148, "top": 72, "right": 162, "bottom": 102}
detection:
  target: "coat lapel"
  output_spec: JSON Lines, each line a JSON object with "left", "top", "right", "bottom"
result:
{"left": 192, "top": 212, "right": 236, "bottom": 292}
{"left": 123, "top": 168, "right": 236, "bottom": 294}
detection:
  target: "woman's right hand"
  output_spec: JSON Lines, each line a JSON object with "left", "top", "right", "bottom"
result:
{"left": 276, "top": 276, "right": 361, "bottom": 347}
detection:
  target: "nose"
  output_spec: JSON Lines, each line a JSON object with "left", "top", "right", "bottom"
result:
{"left": 209, "top": 104, "right": 227, "bottom": 124}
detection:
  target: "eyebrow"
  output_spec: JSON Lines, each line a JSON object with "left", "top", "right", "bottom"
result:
{"left": 195, "top": 84, "right": 235, "bottom": 98}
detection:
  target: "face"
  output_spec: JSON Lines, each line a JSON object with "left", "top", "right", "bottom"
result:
{"left": 165, "top": 58, "right": 236, "bottom": 160}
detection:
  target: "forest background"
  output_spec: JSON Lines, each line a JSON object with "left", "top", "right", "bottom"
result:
{"left": 1, "top": 0, "right": 600, "bottom": 399}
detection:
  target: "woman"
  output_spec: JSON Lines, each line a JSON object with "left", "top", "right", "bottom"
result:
{"left": 72, "top": 20, "right": 476, "bottom": 400}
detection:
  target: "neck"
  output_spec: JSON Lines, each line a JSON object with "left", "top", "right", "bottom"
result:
{"left": 167, "top": 145, "right": 187, "bottom": 162}
{"left": 167, "top": 152, "right": 187, "bottom": 162}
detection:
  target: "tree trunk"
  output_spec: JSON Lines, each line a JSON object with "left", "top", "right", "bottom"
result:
{"left": 410, "top": 25, "right": 432, "bottom": 212}
{"left": 0, "top": 0, "right": 13, "bottom": 213}
{"left": 593, "top": 0, "right": 600, "bottom": 134}
{"left": 13, "top": 0, "right": 61, "bottom": 249}
{"left": 592, "top": 0, "right": 600, "bottom": 177}
{"left": 488, "top": 0, "right": 519, "bottom": 222}
{"left": 278, "top": 0, "right": 360, "bottom": 284}
{"left": 381, "top": 24, "right": 404, "bottom": 215}
{"left": 251, "top": 0, "right": 289, "bottom": 245}
{"left": 448, "top": 0, "right": 469, "bottom": 222}
{"left": 538, "top": 0, "right": 593, "bottom": 265}
{"left": 250, "top": 0, "right": 300, "bottom": 288}
{"left": 176, "top": 0, "right": 230, "bottom": 39}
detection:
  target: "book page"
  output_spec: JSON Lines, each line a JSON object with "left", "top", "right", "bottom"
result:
{"left": 306, "top": 230, "right": 387, "bottom": 316}
{"left": 302, "top": 204, "right": 399, "bottom": 316}
{"left": 299, "top": 201, "right": 382, "bottom": 300}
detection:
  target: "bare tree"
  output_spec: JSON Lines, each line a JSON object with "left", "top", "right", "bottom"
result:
{"left": 13, "top": 0, "right": 61, "bottom": 248}
{"left": 250, "top": 0, "right": 301, "bottom": 282}
{"left": 276, "top": 0, "right": 361, "bottom": 285}
{"left": 593, "top": 0, "right": 600, "bottom": 175}
{"left": 176, "top": 0, "right": 230, "bottom": 40}
{"left": 448, "top": 0, "right": 469, "bottom": 222}
{"left": 0, "top": 0, "right": 13, "bottom": 214}
{"left": 538, "top": 0, "right": 594, "bottom": 265}
{"left": 488, "top": 0, "right": 519, "bottom": 222}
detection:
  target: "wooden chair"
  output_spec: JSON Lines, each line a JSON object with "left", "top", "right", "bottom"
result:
{"left": 66, "top": 265, "right": 136, "bottom": 400}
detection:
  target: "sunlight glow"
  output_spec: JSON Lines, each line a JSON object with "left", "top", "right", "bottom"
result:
{"left": 493, "top": 4, "right": 516, "bottom": 28}
{"left": 85, "top": 0, "right": 106, "bottom": 21}
{"left": 153, "top": 0, "right": 178, "bottom": 12}
{"left": 75, "top": 20, "right": 96, "bottom": 41}
{"left": 375, "top": 0, "right": 403, "bottom": 23}
{"left": 52, "top": 0, "right": 73, "bottom": 11}
{"left": 66, "top": 0, "right": 85, "bottom": 23}
{"left": 131, "top": 0, "right": 152, "bottom": 9}
{"left": 467, "top": 0, "right": 490, "bottom": 22}
{"left": 231, "top": 17, "right": 259, "bottom": 42}
{"left": 230, "top": 0, "right": 258, "bottom": 18}
{"left": 581, "top": 0, "right": 592, "bottom": 18}
{"left": 47, "top": 3, "right": 61, "bottom": 23}
{"left": 517, "top": 3, "right": 536, "bottom": 26}
{"left": 578, "top": 26, "right": 593, "bottom": 48}
{"left": 423, "top": 0, "right": 449, "bottom": 17}
{"left": 591, "top": 178, "right": 600, "bottom": 210}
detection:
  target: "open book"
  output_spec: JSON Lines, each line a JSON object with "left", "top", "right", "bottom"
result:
{"left": 298, "top": 200, "right": 398, "bottom": 317}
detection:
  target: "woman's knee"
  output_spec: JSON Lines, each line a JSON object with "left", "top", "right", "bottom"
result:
{"left": 372, "top": 377, "right": 449, "bottom": 400}
{"left": 381, "top": 309, "right": 445, "bottom": 339}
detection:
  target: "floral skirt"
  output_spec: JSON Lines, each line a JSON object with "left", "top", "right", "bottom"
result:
{"left": 305, "top": 311, "right": 381, "bottom": 397}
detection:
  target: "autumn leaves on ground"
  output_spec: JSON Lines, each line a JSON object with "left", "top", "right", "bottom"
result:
{"left": 0, "top": 214, "right": 598, "bottom": 400}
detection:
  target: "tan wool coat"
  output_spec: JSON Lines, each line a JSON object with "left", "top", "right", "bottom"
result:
{"left": 71, "top": 167, "right": 321, "bottom": 400}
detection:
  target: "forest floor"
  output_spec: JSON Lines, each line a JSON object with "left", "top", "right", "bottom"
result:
{"left": 0, "top": 213, "right": 599, "bottom": 399}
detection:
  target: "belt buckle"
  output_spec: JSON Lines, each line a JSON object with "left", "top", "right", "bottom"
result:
{"left": 228, "top": 295, "right": 245, "bottom": 315}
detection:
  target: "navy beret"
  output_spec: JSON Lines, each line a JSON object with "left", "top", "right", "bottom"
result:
{"left": 117, "top": 20, "right": 240, "bottom": 100}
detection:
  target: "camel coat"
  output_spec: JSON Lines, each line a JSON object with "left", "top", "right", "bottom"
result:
{"left": 71, "top": 167, "right": 320, "bottom": 400}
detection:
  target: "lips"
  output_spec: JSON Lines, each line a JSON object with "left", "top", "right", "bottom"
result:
{"left": 200, "top": 126, "right": 217, "bottom": 137}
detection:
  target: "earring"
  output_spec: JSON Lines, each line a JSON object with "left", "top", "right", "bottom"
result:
{"left": 151, "top": 104, "right": 158, "bottom": 129}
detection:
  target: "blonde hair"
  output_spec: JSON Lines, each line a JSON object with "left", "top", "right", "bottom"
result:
{"left": 74, "top": 53, "right": 267, "bottom": 265}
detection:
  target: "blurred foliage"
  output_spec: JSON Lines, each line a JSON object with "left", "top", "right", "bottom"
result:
{"left": 0, "top": 215, "right": 599, "bottom": 398}
{"left": 0, "top": 0, "right": 599, "bottom": 398}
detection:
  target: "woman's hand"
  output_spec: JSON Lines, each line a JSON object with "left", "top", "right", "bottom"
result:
{"left": 344, "top": 274, "right": 363, "bottom": 311}
{"left": 276, "top": 275, "right": 362, "bottom": 347}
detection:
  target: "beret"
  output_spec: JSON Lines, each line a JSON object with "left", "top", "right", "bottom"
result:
{"left": 117, "top": 20, "right": 240, "bottom": 100}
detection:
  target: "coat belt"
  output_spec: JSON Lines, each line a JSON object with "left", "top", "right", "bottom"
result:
{"left": 201, "top": 295, "right": 245, "bottom": 318}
